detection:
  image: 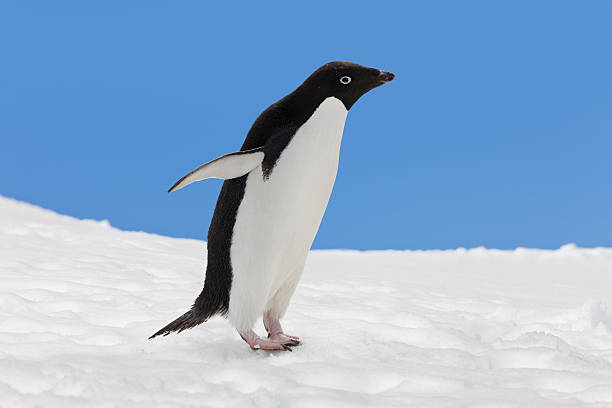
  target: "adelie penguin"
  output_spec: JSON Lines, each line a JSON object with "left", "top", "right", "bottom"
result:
{"left": 150, "top": 61, "right": 394, "bottom": 350}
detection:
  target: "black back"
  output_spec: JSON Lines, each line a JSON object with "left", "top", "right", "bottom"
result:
{"left": 194, "top": 62, "right": 394, "bottom": 316}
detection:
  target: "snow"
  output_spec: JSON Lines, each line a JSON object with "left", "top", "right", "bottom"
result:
{"left": 1, "top": 195, "right": 612, "bottom": 407}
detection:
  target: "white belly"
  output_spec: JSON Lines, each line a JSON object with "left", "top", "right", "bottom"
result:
{"left": 227, "top": 97, "right": 348, "bottom": 330}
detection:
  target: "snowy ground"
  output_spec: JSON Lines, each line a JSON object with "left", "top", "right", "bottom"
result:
{"left": 1, "top": 196, "right": 612, "bottom": 407}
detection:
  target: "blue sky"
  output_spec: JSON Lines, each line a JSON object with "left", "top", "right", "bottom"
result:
{"left": 1, "top": 1, "right": 611, "bottom": 250}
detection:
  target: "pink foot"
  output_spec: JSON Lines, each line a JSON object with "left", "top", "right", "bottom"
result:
{"left": 268, "top": 333, "right": 300, "bottom": 343}
{"left": 239, "top": 330, "right": 297, "bottom": 351}
{"left": 263, "top": 312, "right": 301, "bottom": 345}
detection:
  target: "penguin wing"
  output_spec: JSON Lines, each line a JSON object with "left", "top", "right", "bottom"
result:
{"left": 168, "top": 147, "right": 264, "bottom": 192}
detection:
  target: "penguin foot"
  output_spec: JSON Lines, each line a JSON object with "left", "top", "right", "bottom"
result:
{"left": 263, "top": 312, "right": 301, "bottom": 345}
{"left": 238, "top": 329, "right": 298, "bottom": 351}
{"left": 268, "top": 333, "right": 301, "bottom": 345}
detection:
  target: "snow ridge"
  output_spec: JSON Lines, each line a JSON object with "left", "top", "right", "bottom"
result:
{"left": 1, "top": 196, "right": 612, "bottom": 407}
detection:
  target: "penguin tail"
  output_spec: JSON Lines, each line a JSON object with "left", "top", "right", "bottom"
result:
{"left": 148, "top": 308, "right": 209, "bottom": 339}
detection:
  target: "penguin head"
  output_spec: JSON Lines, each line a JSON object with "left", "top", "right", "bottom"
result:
{"left": 301, "top": 61, "right": 395, "bottom": 109}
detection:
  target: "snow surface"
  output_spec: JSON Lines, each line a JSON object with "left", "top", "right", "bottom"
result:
{"left": 1, "top": 195, "right": 612, "bottom": 407}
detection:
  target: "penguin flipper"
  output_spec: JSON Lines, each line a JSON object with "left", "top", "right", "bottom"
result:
{"left": 168, "top": 147, "right": 265, "bottom": 192}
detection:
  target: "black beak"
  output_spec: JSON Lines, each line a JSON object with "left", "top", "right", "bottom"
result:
{"left": 378, "top": 70, "right": 395, "bottom": 83}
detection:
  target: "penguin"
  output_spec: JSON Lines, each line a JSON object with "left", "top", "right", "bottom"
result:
{"left": 150, "top": 61, "right": 394, "bottom": 350}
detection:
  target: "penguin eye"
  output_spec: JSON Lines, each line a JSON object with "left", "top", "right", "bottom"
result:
{"left": 339, "top": 76, "right": 351, "bottom": 85}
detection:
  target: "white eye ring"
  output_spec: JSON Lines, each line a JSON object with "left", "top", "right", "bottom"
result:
{"left": 340, "top": 76, "right": 351, "bottom": 85}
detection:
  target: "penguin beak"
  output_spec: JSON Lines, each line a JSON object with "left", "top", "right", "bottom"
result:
{"left": 377, "top": 70, "right": 395, "bottom": 83}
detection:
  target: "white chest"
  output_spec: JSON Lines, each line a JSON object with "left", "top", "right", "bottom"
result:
{"left": 242, "top": 96, "right": 347, "bottom": 243}
{"left": 227, "top": 97, "right": 348, "bottom": 329}
{"left": 232, "top": 96, "right": 347, "bottom": 265}
{"left": 265, "top": 96, "right": 348, "bottom": 205}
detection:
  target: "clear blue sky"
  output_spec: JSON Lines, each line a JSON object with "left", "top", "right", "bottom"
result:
{"left": 1, "top": 1, "right": 611, "bottom": 250}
